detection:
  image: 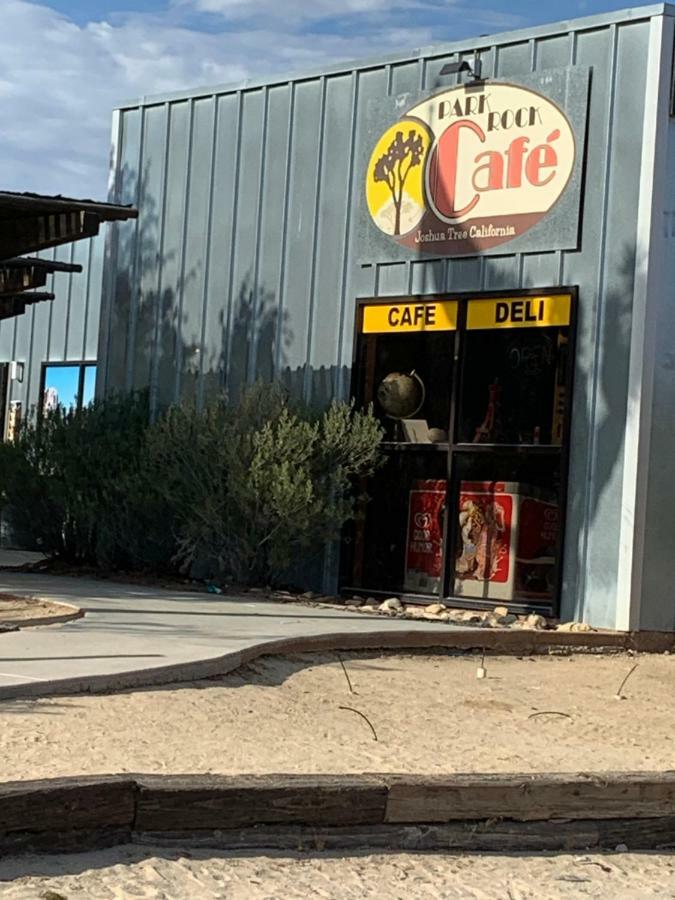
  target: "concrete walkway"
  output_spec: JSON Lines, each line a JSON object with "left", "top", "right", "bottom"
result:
{"left": 0, "top": 572, "right": 468, "bottom": 699}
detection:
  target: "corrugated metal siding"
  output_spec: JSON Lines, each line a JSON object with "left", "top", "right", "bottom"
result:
{"left": 99, "top": 9, "right": 662, "bottom": 624}
{"left": 638, "top": 20, "right": 675, "bottom": 631}
{"left": 0, "top": 234, "right": 104, "bottom": 417}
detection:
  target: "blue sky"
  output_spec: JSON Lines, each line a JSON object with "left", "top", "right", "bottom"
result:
{"left": 0, "top": 0, "right": 644, "bottom": 198}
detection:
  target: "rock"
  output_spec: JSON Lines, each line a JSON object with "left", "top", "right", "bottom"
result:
{"left": 404, "top": 605, "right": 428, "bottom": 619}
{"left": 302, "top": 591, "right": 316, "bottom": 600}
{"left": 615, "top": 843, "right": 628, "bottom": 852}
{"left": 494, "top": 613, "right": 517, "bottom": 626}
{"left": 557, "top": 621, "right": 594, "bottom": 633}
{"left": 449, "top": 610, "right": 486, "bottom": 625}
{"left": 344, "top": 597, "right": 364, "bottom": 607}
{"left": 521, "top": 613, "right": 548, "bottom": 630}
{"left": 379, "top": 597, "right": 403, "bottom": 613}
{"left": 492, "top": 605, "right": 510, "bottom": 617}
{"left": 360, "top": 604, "right": 378, "bottom": 614}
{"left": 426, "top": 603, "right": 447, "bottom": 615}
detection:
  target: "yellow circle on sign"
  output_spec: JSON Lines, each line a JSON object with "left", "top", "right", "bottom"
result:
{"left": 366, "top": 120, "right": 431, "bottom": 236}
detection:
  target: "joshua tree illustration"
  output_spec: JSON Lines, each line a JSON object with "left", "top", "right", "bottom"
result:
{"left": 373, "top": 128, "right": 425, "bottom": 235}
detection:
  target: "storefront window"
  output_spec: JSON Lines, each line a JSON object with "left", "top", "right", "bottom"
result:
{"left": 343, "top": 292, "right": 574, "bottom": 611}
{"left": 458, "top": 300, "right": 569, "bottom": 446}
{"left": 356, "top": 299, "right": 457, "bottom": 444}
{"left": 41, "top": 363, "right": 97, "bottom": 413}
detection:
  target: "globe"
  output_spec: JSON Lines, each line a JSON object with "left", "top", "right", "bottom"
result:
{"left": 376, "top": 371, "right": 425, "bottom": 419}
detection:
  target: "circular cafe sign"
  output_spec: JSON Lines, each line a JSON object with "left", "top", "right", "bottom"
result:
{"left": 366, "top": 82, "right": 576, "bottom": 255}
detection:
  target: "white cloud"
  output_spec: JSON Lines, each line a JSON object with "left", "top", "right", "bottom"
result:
{"left": 0, "top": 0, "right": 522, "bottom": 199}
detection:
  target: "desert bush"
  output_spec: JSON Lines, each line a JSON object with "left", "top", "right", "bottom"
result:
{"left": 0, "top": 392, "right": 175, "bottom": 570}
{"left": 148, "top": 382, "right": 384, "bottom": 585}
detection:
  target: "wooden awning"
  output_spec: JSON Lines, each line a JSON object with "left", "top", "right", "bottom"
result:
{"left": 0, "top": 190, "right": 137, "bottom": 322}
{"left": 0, "top": 291, "right": 54, "bottom": 321}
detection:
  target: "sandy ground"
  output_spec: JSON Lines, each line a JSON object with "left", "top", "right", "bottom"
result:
{"left": 0, "top": 651, "right": 673, "bottom": 779}
{"left": 0, "top": 594, "right": 76, "bottom": 626}
{"left": 0, "top": 846, "right": 673, "bottom": 898}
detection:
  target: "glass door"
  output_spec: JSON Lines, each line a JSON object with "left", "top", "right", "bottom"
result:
{"left": 343, "top": 299, "right": 458, "bottom": 597}
{"left": 448, "top": 294, "right": 573, "bottom": 611}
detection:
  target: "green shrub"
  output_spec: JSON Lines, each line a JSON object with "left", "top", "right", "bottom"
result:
{"left": 148, "top": 383, "right": 384, "bottom": 585}
{"left": 0, "top": 392, "right": 175, "bottom": 570}
{"left": 0, "top": 383, "right": 383, "bottom": 587}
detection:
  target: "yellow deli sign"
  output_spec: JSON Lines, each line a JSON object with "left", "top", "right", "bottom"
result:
{"left": 362, "top": 300, "right": 458, "bottom": 334}
{"left": 467, "top": 294, "right": 571, "bottom": 330}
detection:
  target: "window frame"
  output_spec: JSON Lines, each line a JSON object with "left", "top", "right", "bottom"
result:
{"left": 344, "top": 286, "right": 578, "bottom": 617}
{"left": 39, "top": 360, "right": 97, "bottom": 414}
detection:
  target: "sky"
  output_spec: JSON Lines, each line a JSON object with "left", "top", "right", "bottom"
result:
{"left": 1, "top": 0, "right": 636, "bottom": 199}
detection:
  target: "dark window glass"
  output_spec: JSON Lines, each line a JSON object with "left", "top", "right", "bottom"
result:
{"left": 351, "top": 451, "right": 448, "bottom": 596}
{"left": 359, "top": 331, "right": 453, "bottom": 444}
{"left": 458, "top": 327, "right": 569, "bottom": 445}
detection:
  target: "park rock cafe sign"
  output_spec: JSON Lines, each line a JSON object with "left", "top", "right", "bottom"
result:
{"left": 366, "top": 81, "right": 578, "bottom": 256}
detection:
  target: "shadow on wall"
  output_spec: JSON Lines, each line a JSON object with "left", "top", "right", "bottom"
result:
{"left": 104, "top": 162, "right": 350, "bottom": 415}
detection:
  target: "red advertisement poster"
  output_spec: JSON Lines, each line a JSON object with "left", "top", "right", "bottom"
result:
{"left": 404, "top": 480, "right": 446, "bottom": 594}
{"left": 456, "top": 483, "right": 513, "bottom": 585}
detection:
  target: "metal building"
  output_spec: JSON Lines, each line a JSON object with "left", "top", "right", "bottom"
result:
{"left": 6, "top": 4, "right": 675, "bottom": 631}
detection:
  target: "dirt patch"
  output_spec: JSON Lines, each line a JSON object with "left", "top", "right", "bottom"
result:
{"left": 0, "top": 651, "right": 673, "bottom": 781}
{"left": 0, "top": 593, "right": 81, "bottom": 628}
{"left": 0, "top": 845, "right": 672, "bottom": 898}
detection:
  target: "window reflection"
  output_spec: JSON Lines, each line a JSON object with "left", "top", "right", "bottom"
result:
{"left": 41, "top": 363, "right": 96, "bottom": 413}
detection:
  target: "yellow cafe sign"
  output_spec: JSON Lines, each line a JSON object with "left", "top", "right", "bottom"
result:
{"left": 361, "top": 294, "right": 571, "bottom": 334}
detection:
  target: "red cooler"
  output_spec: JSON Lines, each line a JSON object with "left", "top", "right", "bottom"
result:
{"left": 454, "top": 481, "right": 558, "bottom": 602}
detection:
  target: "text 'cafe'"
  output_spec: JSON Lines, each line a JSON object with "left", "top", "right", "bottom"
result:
{"left": 98, "top": 5, "right": 675, "bottom": 631}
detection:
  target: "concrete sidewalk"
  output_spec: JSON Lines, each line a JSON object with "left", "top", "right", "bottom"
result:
{"left": 0, "top": 573, "right": 468, "bottom": 699}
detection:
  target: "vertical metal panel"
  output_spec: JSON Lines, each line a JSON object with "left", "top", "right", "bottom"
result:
{"left": 65, "top": 239, "right": 90, "bottom": 359}
{"left": 410, "top": 259, "right": 446, "bottom": 295}
{"left": 84, "top": 235, "right": 105, "bottom": 360}
{"left": 521, "top": 252, "right": 561, "bottom": 287}
{"left": 482, "top": 256, "right": 520, "bottom": 291}
{"left": 617, "top": 15, "right": 674, "bottom": 631}
{"left": 536, "top": 33, "right": 574, "bottom": 69}
{"left": 494, "top": 41, "right": 532, "bottom": 75}
{"left": 128, "top": 103, "right": 169, "bottom": 394}
{"left": 47, "top": 244, "right": 75, "bottom": 361}
{"left": 376, "top": 262, "right": 408, "bottom": 296}
{"left": 277, "top": 80, "right": 322, "bottom": 399}
{"left": 253, "top": 83, "right": 292, "bottom": 384}
{"left": 639, "top": 52, "right": 675, "bottom": 628}
{"left": 389, "top": 61, "right": 421, "bottom": 95}
{"left": 557, "top": 25, "right": 616, "bottom": 621}
{"left": 226, "top": 88, "right": 265, "bottom": 398}
{"left": 445, "top": 258, "right": 482, "bottom": 292}
{"left": 301, "top": 76, "right": 327, "bottom": 402}
{"left": 194, "top": 96, "right": 219, "bottom": 408}
{"left": 306, "top": 74, "right": 354, "bottom": 405}
{"left": 154, "top": 101, "right": 190, "bottom": 409}
{"left": 199, "top": 93, "right": 241, "bottom": 401}
{"left": 105, "top": 106, "right": 142, "bottom": 393}
{"left": 178, "top": 97, "right": 216, "bottom": 403}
